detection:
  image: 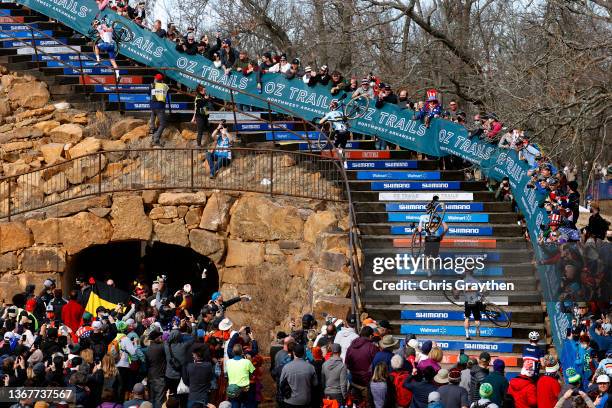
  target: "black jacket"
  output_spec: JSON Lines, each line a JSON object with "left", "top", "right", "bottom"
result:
{"left": 183, "top": 360, "right": 214, "bottom": 402}
{"left": 469, "top": 365, "right": 490, "bottom": 403}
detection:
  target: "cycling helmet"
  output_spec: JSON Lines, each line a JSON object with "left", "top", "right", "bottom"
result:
{"left": 329, "top": 100, "right": 339, "bottom": 110}
{"left": 528, "top": 331, "right": 540, "bottom": 341}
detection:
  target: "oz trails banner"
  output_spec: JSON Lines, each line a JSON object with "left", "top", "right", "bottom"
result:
{"left": 17, "top": 0, "right": 571, "bottom": 352}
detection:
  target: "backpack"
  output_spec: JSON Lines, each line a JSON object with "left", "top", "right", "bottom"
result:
{"left": 107, "top": 334, "right": 125, "bottom": 362}
{"left": 389, "top": 370, "right": 412, "bottom": 407}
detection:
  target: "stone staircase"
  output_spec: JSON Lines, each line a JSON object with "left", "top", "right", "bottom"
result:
{"left": 0, "top": 0, "right": 547, "bottom": 378}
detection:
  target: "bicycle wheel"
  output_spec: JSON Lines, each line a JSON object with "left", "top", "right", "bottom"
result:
{"left": 483, "top": 302, "right": 511, "bottom": 327}
{"left": 427, "top": 204, "right": 446, "bottom": 232}
{"left": 112, "top": 21, "right": 135, "bottom": 43}
{"left": 411, "top": 228, "right": 424, "bottom": 258}
{"left": 443, "top": 287, "right": 463, "bottom": 307}
{"left": 344, "top": 94, "right": 369, "bottom": 120}
{"left": 317, "top": 123, "right": 332, "bottom": 151}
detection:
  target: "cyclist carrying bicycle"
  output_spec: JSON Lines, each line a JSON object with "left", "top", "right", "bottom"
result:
{"left": 417, "top": 196, "right": 449, "bottom": 258}
{"left": 319, "top": 100, "right": 350, "bottom": 153}
{"left": 463, "top": 267, "right": 484, "bottom": 340}
{"left": 91, "top": 19, "right": 120, "bottom": 82}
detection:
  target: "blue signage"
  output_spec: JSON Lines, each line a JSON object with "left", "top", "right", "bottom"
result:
{"left": 400, "top": 266, "right": 504, "bottom": 276}
{"left": 372, "top": 181, "right": 461, "bottom": 191}
{"left": 124, "top": 102, "right": 190, "bottom": 110}
{"left": 0, "top": 23, "right": 37, "bottom": 30}
{"left": 398, "top": 339, "right": 515, "bottom": 353}
{"left": 390, "top": 226, "right": 494, "bottom": 236}
{"left": 265, "top": 131, "right": 319, "bottom": 141}
{"left": 35, "top": 53, "right": 94, "bottom": 61}
{"left": 107, "top": 94, "right": 150, "bottom": 103}
{"left": 357, "top": 171, "right": 440, "bottom": 180}
{"left": 235, "top": 123, "right": 294, "bottom": 131}
{"left": 3, "top": 38, "right": 65, "bottom": 47}
{"left": 298, "top": 141, "right": 365, "bottom": 150}
{"left": 385, "top": 202, "right": 484, "bottom": 212}
{"left": 401, "top": 310, "right": 510, "bottom": 321}
{"left": 346, "top": 160, "right": 418, "bottom": 170}
{"left": 388, "top": 213, "right": 489, "bottom": 223}
{"left": 63, "top": 67, "right": 128, "bottom": 75}
{"left": 401, "top": 325, "right": 512, "bottom": 337}
{"left": 47, "top": 60, "right": 110, "bottom": 67}
{"left": 0, "top": 30, "right": 52, "bottom": 38}
{"left": 94, "top": 84, "right": 151, "bottom": 92}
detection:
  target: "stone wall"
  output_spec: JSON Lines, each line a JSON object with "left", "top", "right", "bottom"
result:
{"left": 0, "top": 191, "right": 352, "bottom": 350}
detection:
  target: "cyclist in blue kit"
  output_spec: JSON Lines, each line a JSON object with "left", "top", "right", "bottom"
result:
{"left": 417, "top": 196, "right": 449, "bottom": 258}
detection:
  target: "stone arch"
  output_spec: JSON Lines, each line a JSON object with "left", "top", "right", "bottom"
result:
{"left": 64, "top": 241, "right": 219, "bottom": 313}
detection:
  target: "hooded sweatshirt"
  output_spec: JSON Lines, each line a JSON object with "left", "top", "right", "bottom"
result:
{"left": 536, "top": 373, "right": 561, "bottom": 408}
{"left": 164, "top": 330, "right": 194, "bottom": 379}
{"left": 334, "top": 327, "right": 358, "bottom": 361}
{"left": 507, "top": 375, "right": 537, "bottom": 408}
{"left": 321, "top": 356, "right": 347, "bottom": 397}
{"left": 345, "top": 337, "right": 378, "bottom": 386}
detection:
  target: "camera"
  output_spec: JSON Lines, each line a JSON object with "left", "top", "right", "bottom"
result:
{"left": 572, "top": 389, "right": 580, "bottom": 397}
{"left": 245, "top": 326, "right": 251, "bottom": 334}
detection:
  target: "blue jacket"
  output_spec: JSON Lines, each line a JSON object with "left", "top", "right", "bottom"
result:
{"left": 590, "top": 324, "right": 612, "bottom": 354}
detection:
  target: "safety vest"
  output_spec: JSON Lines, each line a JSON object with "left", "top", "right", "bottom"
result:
{"left": 150, "top": 82, "right": 169, "bottom": 103}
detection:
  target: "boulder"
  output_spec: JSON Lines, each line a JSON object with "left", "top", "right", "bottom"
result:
{"left": 67, "top": 137, "right": 101, "bottom": 159}
{"left": 0, "top": 252, "right": 17, "bottom": 272}
{"left": 0, "top": 97, "right": 11, "bottom": 118}
{"left": 26, "top": 218, "right": 60, "bottom": 245}
{"left": 304, "top": 211, "right": 338, "bottom": 244}
{"left": 2, "top": 127, "right": 43, "bottom": 140}
{"left": 34, "top": 120, "right": 61, "bottom": 135}
{"left": 21, "top": 247, "right": 66, "bottom": 272}
{"left": 228, "top": 194, "right": 303, "bottom": 241}
{"left": 14, "top": 105, "right": 55, "bottom": 121}
{"left": 60, "top": 211, "right": 113, "bottom": 254}
{"left": 158, "top": 192, "right": 207, "bottom": 206}
{"left": 70, "top": 113, "right": 88, "bottom": 125}
{"left": 8, "top": 81, "right": 50, "bottom": 109}
{"left": 0, "top": 222, "right": 32, "bottom": 253}
{"left": 65, "top": 154, "right": 106, "bottom": 184}
{"left": 39, "top": 143, "right": 65, "bottom": 165}
{"left": 49, "top": 123, "right": 83, "bottom": 144}
{"left": 311, "top": 268, "right": 351, "bottom": 297}
{"left": 42, "top": 172, "right": 69, "bottom": 195}
{"left": 153, "top": 219, "right": 189, "bottom": 246}
{"left": 120, "top": 124, "right": 148, "bottom": 143}
{"left": 111, "top": 118, "right": 146, "bottom": 139}
{"left": 2, "top": 160, "right": 29, "bottom": 177}
{"left": 184, "top": 207, "right": 202, "bottom": 227}
{"left": 225, "top": 240, "right": 265, "bottom": 267}
{"left": 181, "top": 129, "right": 196, "bottom": 140}
{"left": 2, "top": 140, "right": 33, "bottom": 152}
{"left": 110, "top": 195, "right": 152, "bottom": 241}
{"left": 89, "top": 207, "right": 111, "bottom": 218}
{"left": 149, "top": 206, "right": 178, "bottom": 220}
{"left": 101, "top": 139, "right": 126, "bottom": 151}
{"left": 53, "top": 102, "right": 71, "bottom": 111}
{"left": 189, "top": 229, "right": 225, "bottom": 263}
{"left": 199, "top": 193, "right": 233, "bottom": 231}
{"left": 313, "top": 295, "right": 352, "bottom": 321}
{"left": 46, "top": 195, "right": 111, "bottom": 218}
{"left": 318, "top": 251, "right": 348, "bottom": 271}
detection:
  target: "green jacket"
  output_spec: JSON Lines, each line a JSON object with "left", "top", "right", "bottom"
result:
{"left": 482, "top": 370, "right": 509, "bottom": 406}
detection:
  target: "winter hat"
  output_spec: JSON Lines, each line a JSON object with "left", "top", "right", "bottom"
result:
{"left": 521, "top": 360, "right": 535, "bottom": 377}
{"left": 25, "top": 298, "right": 37, "bottom": 312}
{"left": 115, "top": 320, "right": 128, "bottom": 333}
{"left": 479, "top": 383, "right": 493, "bottom": 398}
{"left": 154, "top": 73, "right": 163, "bottom": 81}
{"left": 448, "top": 368, "right": 462, "bottom": 383}
{"left": 33, "top": 362, "right": 46, "bottom": 376}
{"left": 434, "top": 368, "right": 449, "bottom": 384}
{"left": 211, "top": 291, "right": 222, "bottom": 301}
{"left": 408, "top": 338, "right": 419, "bottom": 350}
{"left": 458, "top": 354, "right": 469, "bottom": 365}
{"left": 566, "top": 367, "right": 581, "bottom": 384}
{"left": 493, "top": 359, "right": 505, "bottom": 372}
{"left": 427, "top": 391, "right": 440, "bottom": 403}
{"left": 43, "top": 279, "right": 55, "bottom": 288}
{"left": 544, "top": 355, "right": 559, "bottom": 373}
{"left": 597, "top": 374, "right": 610, "bottom": 384}
{"left": 91, "top": 321, "right": 102, "bottom": 330}
{"left": 82, "top": 312, "right": 93, "bottom": 322}
{"left": 421, "top": 340, "right": 433, "bottom": 355}
{"left": 28, "top": 349, "right": 43, "bottom": 365}
{"left": 304, "top": 66, "right": 312, "bottom": 73}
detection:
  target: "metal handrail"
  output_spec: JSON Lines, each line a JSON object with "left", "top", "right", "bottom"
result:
{"left": 0, "top": 6, "right": 364, "bottom": 316}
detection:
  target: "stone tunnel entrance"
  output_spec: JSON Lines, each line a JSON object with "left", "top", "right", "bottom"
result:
{"left": 64, "top": 241, "right": 219, "bottom": 312}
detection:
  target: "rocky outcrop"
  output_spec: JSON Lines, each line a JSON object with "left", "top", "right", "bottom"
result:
{"left": 110, "top": 196, "right": 152, "bottom": 241}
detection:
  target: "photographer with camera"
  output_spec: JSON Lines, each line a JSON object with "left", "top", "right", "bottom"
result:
{"left": 176, "top": 32, "right": 199, "bottom": 55}
{"left": 206, "top": 121, "right": 233, "bottom": 179}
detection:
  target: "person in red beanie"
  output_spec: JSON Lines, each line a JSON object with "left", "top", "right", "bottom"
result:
{"left": 61, "top": 289, "right": 84, "bottom": 333}
{"left": 507, "top": 360, "right": 537, "bottom": 408}
{"left": 536, "top": 355, "right": 561, "bottom": 408}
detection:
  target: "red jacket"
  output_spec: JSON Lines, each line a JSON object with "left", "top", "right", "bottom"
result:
{"left": 61, "top": 300, "right": 84, "bottom": 333}
{"left": 345, "top": 337, "right": 378, "bottom": 386}
{"left": 536, "top": 374, "right": 561, "bottom": 408}
{"left": 508, "top": 375, "right": 537, "bottom": 408}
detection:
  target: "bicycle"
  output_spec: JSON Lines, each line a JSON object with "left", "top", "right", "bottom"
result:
{"left": 88, "top": 15, "right": 135, "bottom": 54}
{"left": 312, "top": 93, "right": 370, "bottom": 151}
{"left": 410, "top": 195, "right": 446, "bottom": 258}
{"left": 442, "top": 288, "right": 511, "bottom": 328}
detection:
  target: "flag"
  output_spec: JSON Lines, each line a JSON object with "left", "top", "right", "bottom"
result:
{"left": 84, "top": 279, "right": 130, "bottom": 315}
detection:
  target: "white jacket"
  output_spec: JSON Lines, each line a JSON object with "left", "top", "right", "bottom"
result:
{"left": 333, "top": 327, "right": 358, "bottom": 362}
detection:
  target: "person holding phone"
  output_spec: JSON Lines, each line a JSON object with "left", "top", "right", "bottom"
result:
{"left": 192, "top": 84, "right": 212, "bottom": 147}
{"left": 206, "top": 121, "right": 233, "bottom": 178}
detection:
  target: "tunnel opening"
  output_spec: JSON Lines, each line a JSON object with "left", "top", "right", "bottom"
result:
{"left": 65, "top": 241, "right": 219, "bottom": 312}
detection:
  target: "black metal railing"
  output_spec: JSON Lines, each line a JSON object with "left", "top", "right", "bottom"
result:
{"left": 0, "top": 9, "right": 363, "bottom": 316}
